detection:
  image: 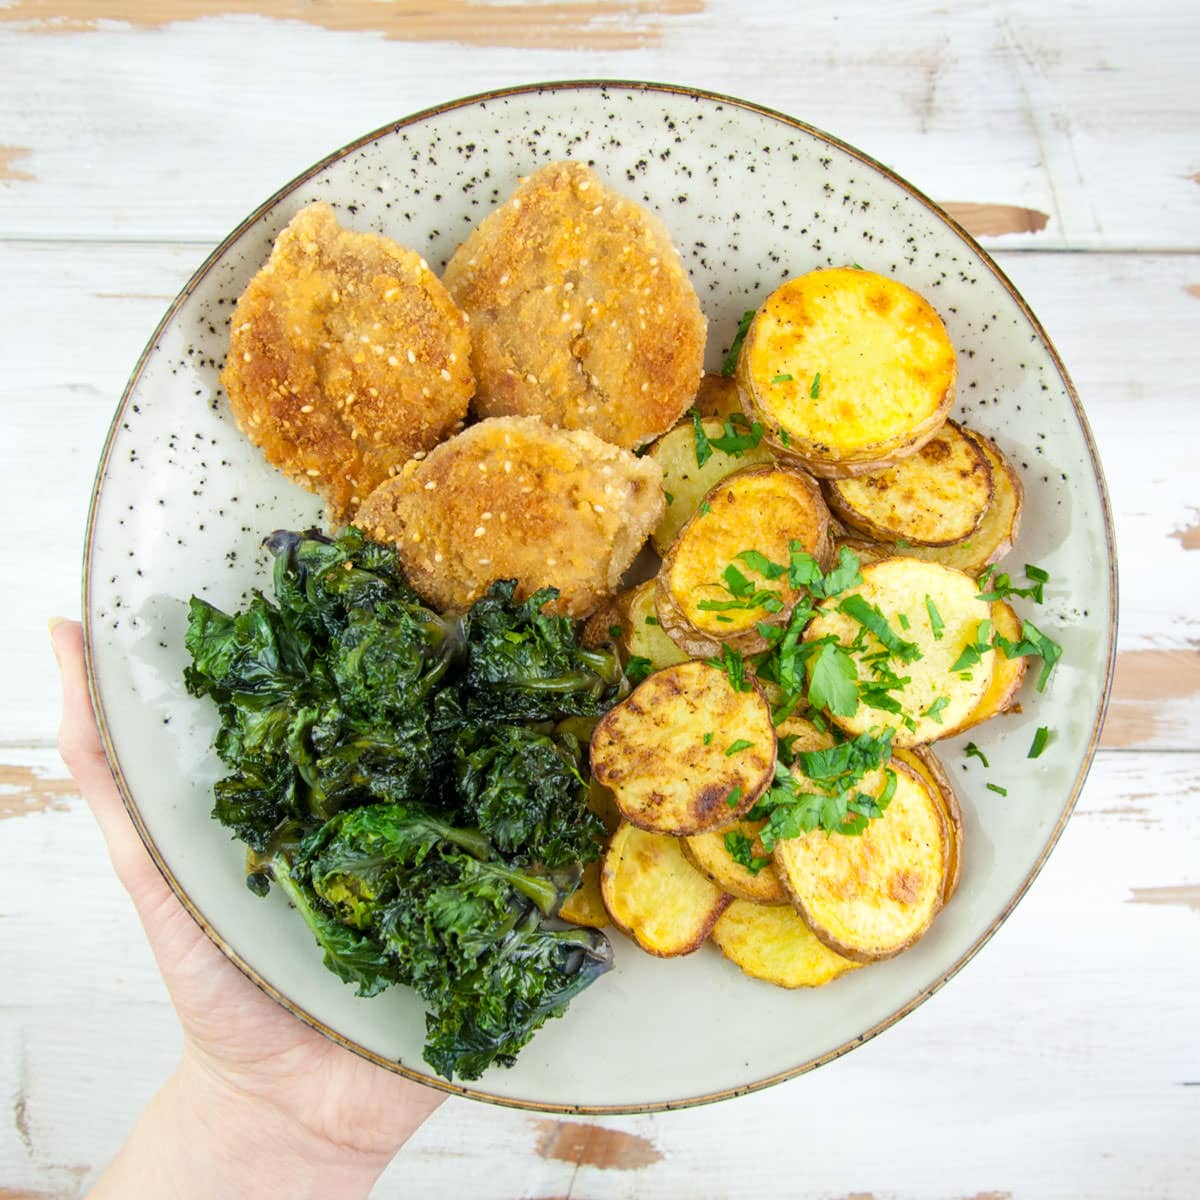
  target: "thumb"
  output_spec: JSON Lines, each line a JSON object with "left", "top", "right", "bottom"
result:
{"left": 50, "top": 618, "right": 169, "bottom": 905}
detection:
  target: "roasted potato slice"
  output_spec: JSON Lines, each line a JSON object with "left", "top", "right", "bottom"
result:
{"left": 559, "top": 860, "right": 609, "bottom": 929}
{"left": 683, "top": 820, "right": 787, "bottom": 905}
{"left": 587, "top": 776, "right": 623, "bottom": 837}
{"left": 941, "top": 599, "right": 1027, "bottom": 737}
{"left": 893, "top": 747, "right": 962, "bottom": 904}
{"left": 656, "top": 465, "right": 832, "bottom": 657}
{"left": 712, "top": 900, "right": 861, "bottom": 988}
{"left": 804, "top": 558, "right": 995, "bottom": 747}
{"left": 692, "top": 372, "right": 744, "bottom": 420}
{"left": 736, "top": 268, "right": 956, "bottom": 477}
{"left": 590, "top": 661, "right": 776, "bottom": 835}
{"left": 583, "top": 579, "right": 691, "bottom": 672}
{"left": 846, "top": 432, "right": 1024, "bottom": 575}
{"left": 601, "top": 822, "right": 731, "bottom": 956}
{"left": 823, "top": 421, "right": 992, "bottom": 547}
{"left": 648, "top": 415, "right": 774, "bottom": 554}
{"left": 774, "top": 762, "right": 947, "bottom": 962}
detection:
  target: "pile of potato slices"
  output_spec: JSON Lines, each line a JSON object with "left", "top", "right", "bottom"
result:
{"left": 565, "top": 266, "right": 1055, "bottom": 988}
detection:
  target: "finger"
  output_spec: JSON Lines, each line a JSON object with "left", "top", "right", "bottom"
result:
{"left": 50, "top": 618, "right": 167, "bottom": 900}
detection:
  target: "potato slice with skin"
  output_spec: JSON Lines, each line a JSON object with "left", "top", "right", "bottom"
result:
{"left": 823, "top": 421, "right": 993, "bottom": 547}
{"left": 837, "top": 432, "right": 1024, "bottom": 576}
{"left": 656, "top": 465, "right": 832, "bottom": 657}
{"left": 737, "top": 268, "right": 956, "bottom": 477}
{"left": 683, "top": 820, "right": 788, "bottom": 905}
{"left": 649, "top": 415, "right": 775, "bottom": 554}
{"left": 587, "top": 776, "right": 623, "bottom": 837}
{"left": 940, "top": 599, "right": 1027, "bottom": 737}
{"left": 590, "top": 661, "right": 777, "bottom": 835}
{"left": 692, "top": 372, "right": 745, "bottom": 420}
{"left": 774, "top": 761, "right": 947, "bottom": 962}
{"left": 804, "top": 557, "right": 994, "bottom": 747}
{"left": 559, "top": 860, "right": 609, "bottom": 929}
{"left": 682, "top": 712, "right": 833, "bottom": 904}
{"left": 893, "top": 747, "right": 962, "bottom": 904}
{"left": 585, "top": 579, "right": 691, "bottom": 672}
{"left": 601, "top": 822, "right": 731, "bottom": 956}
{"left": 712, "top": 899, "right": 860, "bottom": 988}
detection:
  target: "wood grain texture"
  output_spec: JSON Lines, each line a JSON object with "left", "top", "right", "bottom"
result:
{"left": 941, "top": 202, "right": 1050, "bottom": 237}
{"left": 0, "top": 748, "right": 1196, "bottom": 1197}
{"left": 0, "top": 0, "right": 704, "bottom": 50}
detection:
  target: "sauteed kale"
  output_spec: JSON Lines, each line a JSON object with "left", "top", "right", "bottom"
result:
{"left": 184, "top": 528, "right": 625, "bottom": 1080}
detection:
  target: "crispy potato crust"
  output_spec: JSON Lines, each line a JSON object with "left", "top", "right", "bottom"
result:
{"left": 559, "top": 861, "right": 609, "bottom": 929}
{"left": 221, "top": 203, "right": 473, "bottom": 524}
{"left": 692, "top": 372, "right": 744, "bottom": 420}
{"left": 590, "top": 661, "right": 776, "bottom": 835}
{"left": 601, "top": 822, "right": 731, "bottom": 956}
{"left": 353, "top": 415, "right": 663, "bottom": 617}
{"left": 823, "top": 420, "right": 993, "bottom": 546}
{"left": 656, "top": 465, "right": 832, "bottom": 656}
{"left": 647, "top": 416, "right": 775, "bottom": 554}
{"left": 941, "top": 599, "right": 1028, "bottom": 737}
{"left": 443, "top": 161, "right": 706, "bottom": 449}
{"left": 894, "top": 747, "right": 963, "bottom": 904}
{"left": 774, "top": 762, "right": 947, "bottom": 962}
{"left": 712, "top": 899, "right": 860, "bottom": 987}
{"left": 804, "top": 557, "right": 994, "bottom": 747}
{"left": 737, "top": 268, "right": 956, "bottom": 476}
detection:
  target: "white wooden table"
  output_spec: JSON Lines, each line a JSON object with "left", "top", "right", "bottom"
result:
{"left": 2, "top": 4, "right": 1198, "bottom": 1197}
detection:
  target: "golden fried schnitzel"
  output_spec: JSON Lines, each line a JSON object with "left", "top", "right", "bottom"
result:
{"left": 221, "top": 203, "right": 473, "bottom": 524}
{"left": 442, "top": 162, "right": 706, "bottom": 450}
{"left": 354, "top": 416, "right": 665, "bottom": 617}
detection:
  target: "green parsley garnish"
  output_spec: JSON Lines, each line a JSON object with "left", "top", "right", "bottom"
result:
{"left": 986, "top": 782, "right": 1008, "bottom": 796}
{"left": 977, "top": 563, "right": 1050, "bottom": 605}
{"left": 690, "top": 408, "right": 712, "bottom": 467}
{"left": 703, "top": 731, "right": 714, "bottom": 746}
{"left": 708, "top": 644, "right": 752, "bottom": 692}
{"left": 664, "top": 491, "right": 675, "bottom": 506}
{"left": 964, "top": 742, "right": 990, "bottom": 768}
{"left": 771, "top": 372, "right": 794, "bottom": 384}
{"left": 806, "top": 641, "right": 859, "bottom": 716}
{"left": 722, "top": 309, "right": 756, "bottom": 376}
{"left": 779, "top": 429, "right": 791, "bottom": 447}
{"left": 839, "top": 594, "right": 923, "bottom": 663}
{"left": 608, "top": 624, "right": 624, "bottom": 640}
{"left": 950, "top": 619, "right": 994, "bottom": 672}
{"left": 809, "top": 371, "right": 822, "bottom": 399}
{"left": 698, "top": 499, "right": 711, "bottom": 516}
{"left": 697, "top": 562, "right": 785, "bottom": 614}
{"left": 725, "top": 739, "right": 755, "bottom": 756}
{"left": 725, "top": 785, "right": 744, "bottom": 809}
{"left": 736, "top": 548, "right": 787, "bottom": 580}
{"left": 993, "top": 619, "right": 1063, "bottom": 691}
{"left": 724, "top": 831, "right": 770, "bottom": 875}
{"left": 1029, "top": 725, "right": 1050, "bottom": 758}
{"left": 644, "top": 615, "right": 659, "bottom": 626}
{"left": 898, "top": 612, "right": 911, "bottom": 630}
{"left": 924, "top": 595, "right": 944, "bottom": 640}
{"left": 923, "top": 696, "right": 950, "bottom": 723}
{"left": 709, "top": 414, "right": 765, "bottom": 456}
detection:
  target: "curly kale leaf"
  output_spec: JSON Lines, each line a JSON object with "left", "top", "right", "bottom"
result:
{"left": 453, "top": 724, "right": 603, "bottom": 868}
{"left": 461, "top": 580, "right": 626, "bottom": 722}
{"left": 292, "top": 803, "right": 611, "bottom": 1079}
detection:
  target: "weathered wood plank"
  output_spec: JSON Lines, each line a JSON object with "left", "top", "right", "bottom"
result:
{"left": 0, "top": 1, "right": 1196, "bottom": 249}
{"left": 2, "top": 244, "right": 1196, "bottom": 747}
{"left": 0, "top": 747, "right": 1195, "bottom": 1197}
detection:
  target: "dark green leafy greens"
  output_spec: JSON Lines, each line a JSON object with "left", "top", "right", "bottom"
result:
{"left": 185, "top": 528, "right": 626, "bottom": 1080}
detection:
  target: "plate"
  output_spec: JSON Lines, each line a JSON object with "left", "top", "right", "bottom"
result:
{"left": 83, "top": 81, "right": 1116, "bottom": 1114}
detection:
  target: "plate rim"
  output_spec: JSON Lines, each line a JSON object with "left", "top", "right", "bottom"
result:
{"left": 81, "top": 77, "right": 1119, "bottom": 1115}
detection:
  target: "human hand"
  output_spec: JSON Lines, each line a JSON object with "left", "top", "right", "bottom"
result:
{"left": 51, "top": 619, "right": 444, "bottom": 1199}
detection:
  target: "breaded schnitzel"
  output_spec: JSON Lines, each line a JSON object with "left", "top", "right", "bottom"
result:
{"left": 221, "top": 203, "right": 473, "bottom": 524}
{"left": 442, "top": 162, "right": 706, "bottom": 450}
{"left": 354, "top": 416, "right": 665, "bottom": 617}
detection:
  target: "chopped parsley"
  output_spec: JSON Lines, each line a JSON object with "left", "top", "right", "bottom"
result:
{"left": 664, "top": 491, "right": 675, "bottom": 506}
{"left": 986, "top": 782, "right": 1008, "bottom": 796}
{"left": 839, "top": 594, "right": 922, "bottom": 664}
{"left": 736, "top": 548, "right": 787, "bottom": 580}
{"left": 702, "top": 731, "right": 714, "bottom": 746}
{"left": 644, "top": 615, "right": 659, "bottom": 626}
{"left": 608, "top": 624, "right": 624, "bottom": 640}
{"left": 690, "top": 408, "right": 712, "bottom": 467}
{"left": 708, "top": 644, "right": 752, "bottom": 692}
{"left": 771, "top": 372, "right": 794, "bottom": 384}
{"left": 722, "top": 309, "right": 756, "bottom": 376}
{"left": 950, "top": 619, "right": 994, "bottom": 672}
{"left": 725, "top": 785, "right": 744, "bottom": 809}
{"left": 1029, "top": 725, "right": 1050, "bottom": 758}
{"left": 898, "top": 612, "right": 911, "bottom": 630}
{"left": 809, "top": 371, "right": 822, "bottom": 399}
{"left": 977, "top": 562, "right": 1050, "bottom": 605}
{"left": 698, "top": 499, "right": 711, "bottom": 516}
{"left": 806, "top": 640, "right": 859, "bottom": 716}
{"left": 697, "top": 562, "right": 785, "bottom": 614}
{"left": 993, "top": 619, "right": 1062, "bottom": 691}
{"left": 923, "top": 696, "right": 950, "bottom": 723}
{"left": 724, "top": 830, "right": 770, "bottom": 874}
{"left": 709, "top": 413, "right": 765, "bottom": 456}
{"left": 964, "top": 742, "right": 990, "bottom": 768}
{"left": 725, "top": 738, "right": 755, "bottom": 756}
{"left": 925, "top": 595, "right": 944, "bottom": 640}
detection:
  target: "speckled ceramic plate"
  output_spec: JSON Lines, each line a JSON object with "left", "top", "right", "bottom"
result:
{"left": 83, "top": 81, "right": 1116, "bottom": 1114}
